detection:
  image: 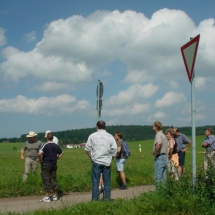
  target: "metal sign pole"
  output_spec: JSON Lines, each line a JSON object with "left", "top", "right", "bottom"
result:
{"left": 191, "top": 73, "right": 196, "bottom": 186}
{"left": 97, "top": 80, "right": 100, "bottom": 120}
{"left": 181, "top": 34, "right": 200, "bottom": 188}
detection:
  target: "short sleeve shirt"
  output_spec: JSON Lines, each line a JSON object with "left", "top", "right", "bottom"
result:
{"left": 116, "top": 139, "right": 123, "bottom": 159}
{"left": 202, "top": 135, "right": 215, "bottom": 152}
{"left": 175, "top": 133, "right": 191, "bottom": 152}
{"left": 23, "top": 140, "right": 43, "bottom": 160}
{"left": 153, "top": 130, "right": 168, "bottom": 155}
{"left": 40, "top": 142, "right": 63, "bottom": 165}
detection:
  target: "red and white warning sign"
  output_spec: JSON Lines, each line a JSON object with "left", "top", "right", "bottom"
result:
{"left": 181, "top": 34, "right": 200, "bottom": 83}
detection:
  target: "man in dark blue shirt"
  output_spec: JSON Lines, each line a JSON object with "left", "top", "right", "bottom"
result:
{"left": 38, "top": 132, "right": 63, "bottom": 203}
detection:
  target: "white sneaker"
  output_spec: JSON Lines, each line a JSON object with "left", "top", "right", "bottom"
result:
{"left": 39, "top": 197, "right": 50, "bottom": 203}
{"left": 52, "top": 195, "right": 58, "bottom": 201}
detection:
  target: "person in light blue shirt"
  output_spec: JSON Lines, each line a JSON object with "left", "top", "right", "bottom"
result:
{"left": 202, "top": 128, "right": 215, "bottom": 174}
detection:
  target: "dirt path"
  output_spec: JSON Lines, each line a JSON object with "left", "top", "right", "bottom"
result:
{"left": 0, "top": 185, "right": 155, "bottom": 214}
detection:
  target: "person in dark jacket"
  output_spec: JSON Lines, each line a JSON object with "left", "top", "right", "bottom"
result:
{"left": 38, "top": 132, "right": 63, "bottom": 203}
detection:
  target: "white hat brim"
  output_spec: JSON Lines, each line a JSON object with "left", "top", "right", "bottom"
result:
{"left": 26, "top": 134, "right": 37, "bottom": 137}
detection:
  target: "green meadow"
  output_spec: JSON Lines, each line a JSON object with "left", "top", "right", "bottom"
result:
{"left": 2, "top": 135, "right": 215, "bottom": 215}
{"left": 0, "top": 135, "right": 206, "bottom": 198}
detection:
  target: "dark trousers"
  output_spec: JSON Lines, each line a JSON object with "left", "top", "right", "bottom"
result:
{"left": 178, "top": 151, "right": 186, "bottom": 166}
{"left": 41, "top": 163, "right": 58, "bottom": 192}
{"left": 92, "top": 161, "right": 111, "bottom": 201}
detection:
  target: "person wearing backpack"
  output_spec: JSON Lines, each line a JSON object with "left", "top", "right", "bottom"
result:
{"left": 114, "top": 132, "right": 127, "bottom": 190}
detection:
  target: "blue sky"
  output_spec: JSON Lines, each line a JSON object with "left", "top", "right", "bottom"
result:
{"left": 0, "top": 0, "right": 215, "bottom": 138}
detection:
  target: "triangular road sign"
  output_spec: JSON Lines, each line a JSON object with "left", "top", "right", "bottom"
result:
{"left": 181, "top": 34, "right": 200, "bottom": 83}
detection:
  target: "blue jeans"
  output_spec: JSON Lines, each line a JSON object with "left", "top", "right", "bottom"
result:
{"left": 92, "top": 161, "right": 111, "bottom": 201}
{"left": 154, "top": 154, "right": 168, "bottom": 187}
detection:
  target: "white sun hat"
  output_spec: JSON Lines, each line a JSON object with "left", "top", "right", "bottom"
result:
{"left": 45, "top": 130, "right": 51, "bottom": 138}
{"left": 26, "top": 131, "right": 37, "bottom": 137}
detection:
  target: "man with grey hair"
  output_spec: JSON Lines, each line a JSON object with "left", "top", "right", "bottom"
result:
{"left": 202, "top": 128, "right": 215, "bottom": 175}
{"left": 20, "top": 131, "right": 43, "bottom": 182}
{"left": 85, "top": 121, "right": 117, "bottom": 201}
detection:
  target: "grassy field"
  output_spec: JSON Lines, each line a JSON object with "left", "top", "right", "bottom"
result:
{"left": 0, "top": 135, "right": 206, "bottom": 198}
{"left": 2, "top": 135, "right": 215, "bottom": 215}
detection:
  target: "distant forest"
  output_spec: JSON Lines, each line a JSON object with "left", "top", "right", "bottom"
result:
{"left": 1, "top": 125, "right": 215, "bottom": 145}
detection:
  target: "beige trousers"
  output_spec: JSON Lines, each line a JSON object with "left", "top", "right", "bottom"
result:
{"left": 23, "top": 157, "right": 38, "bottom": 182}
{"left": 204, "top": 151, "right": 215, "bottom": 174}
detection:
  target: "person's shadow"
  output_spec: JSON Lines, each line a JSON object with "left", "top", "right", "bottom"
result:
{"left": 56, "top": 189, "right": 70, "bottom": 200}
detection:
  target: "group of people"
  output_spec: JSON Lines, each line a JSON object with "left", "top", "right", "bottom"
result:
{"left": 153, "top": 121, "right": 215, "bottom": 188}
{"left": 20, "top": 120, "right": 214, "bottom": 202}
{"left": 20, "top": 122, "right": 128, "bottom": 202}
{"left": 152, "top": 121, "right": 192, "bottom": 187}
{"left": 20, "top": 130, "right": 63, "bottom": 203}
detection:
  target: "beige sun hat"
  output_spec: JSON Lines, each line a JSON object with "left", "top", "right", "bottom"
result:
{"left": 26, "top": 131, "right": 37, "bottom": 137}
{"left": 45, "top": 130, "right": 51, "bottom": 138}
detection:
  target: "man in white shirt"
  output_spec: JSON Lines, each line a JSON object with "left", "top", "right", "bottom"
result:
{"left": 45, "top": 130, "right": 59, "bottom": 145}
{"left": 85, "top": 121, "right": 117, "bottom": 201}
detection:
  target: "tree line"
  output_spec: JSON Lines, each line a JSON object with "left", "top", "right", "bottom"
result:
{"left": 1, "top": 125, "right": 214, "bottom": 145}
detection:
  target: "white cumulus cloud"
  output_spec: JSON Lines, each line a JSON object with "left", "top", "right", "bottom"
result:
{"left": 25, "top": 31, "right": 37, "bottom": 42}
{"left": 169, "top": 80, "right": 179, "bottom": 89}
{"left": 0, "top": 94, "right": 90, "bottom": 115}
{"left": 104, "top": 103, "right": 151, "bottom": 116}
{"left": 123, "top": 69, "right": 152, "bottom": 84}
{"left": 106, "top": 83, "right": 158, "bottom": 107}
{"left": 1, "top": 9, "right": 214, "bottom": 86}
{"left": 148, "top": 111, "right": 166, "bottom": 122}
{"left": 0, "top": 9, "right": 215, "bottom": 130}
{"left": 197, "top": 19, "right": 215, "bottom": 68}
{"left": 155, "top": 91, "right": 186, "bottom": 108}
{"left": 195, "top": 77, "right": 206, "bottom": 89}
{"left": 0, "top": 46, "right": 92, "bottom": 83}
{"left": 32, "top": 81, "right": 72, "bottom": 92}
